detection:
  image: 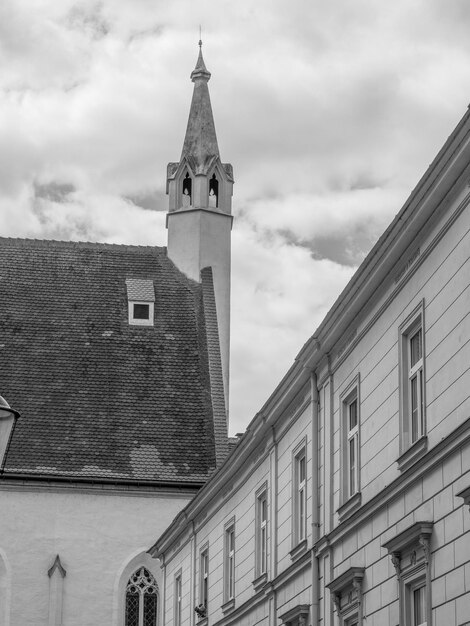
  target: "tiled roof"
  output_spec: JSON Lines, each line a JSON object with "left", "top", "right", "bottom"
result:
{"left": 0, "top": 238, "right": 218, "bottom": 483}
{"left": 125, "top": 278, "right": 156, "bottom": 302}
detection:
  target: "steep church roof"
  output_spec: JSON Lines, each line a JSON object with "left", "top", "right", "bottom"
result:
{"left": 0, "top": 237, "right": 225, "bottom": 484}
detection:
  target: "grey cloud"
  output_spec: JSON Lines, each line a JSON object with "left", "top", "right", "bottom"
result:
{"left": 34, "top": 182, "right": 76, "bottom": 203}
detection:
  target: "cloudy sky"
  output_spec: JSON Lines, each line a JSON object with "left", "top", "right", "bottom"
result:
{"left": 1, "top": 0, "right": 469, "bottom": 434}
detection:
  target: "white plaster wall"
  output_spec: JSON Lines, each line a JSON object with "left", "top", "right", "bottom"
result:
{"left": 167, "top": 209, "right": 232, "bottom": 411}
{"left": 0, "top": 485, "right": 193, "bottom": 626}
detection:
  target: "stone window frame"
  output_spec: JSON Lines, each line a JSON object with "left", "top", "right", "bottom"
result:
{"left": 382, "top": 521, "right": 433, "bottom": 626}
{"left": 338, "top": 375, "right": 362, "bottom": 520}
{"left": 125, "top": 567, "right": 158, "bottom": 626}
{"left": 397, "top": 301, "right": 428, "bottom": 471}
{"left": 326, "top": 566, "right": 365, "bottom": 625}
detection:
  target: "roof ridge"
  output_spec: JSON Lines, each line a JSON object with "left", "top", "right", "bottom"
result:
{"left": 0, "top": 236, "right": 166, "bottom": 251}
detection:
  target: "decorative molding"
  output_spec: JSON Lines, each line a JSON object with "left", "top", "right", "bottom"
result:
{"left": 419, "top": 534, "right": 431, "bottom": 566}
{"left": 397, "top": 436, "right": 428, "bottom": 472}
{"left": 327, "top": 567, "right": 364, "bottom": 623}
{"left": 221, "top": 598, "right": 235, "bottom": 614}
{"left": 252, "top": 572, "right": 267, "bottom": 592}
{"left": 391, "top": 552, "right": 402, "bottom": 579}
{"left": 337, "top": 492, "right": 362, "bottom": 522}
{"left": 382, "top": 521, "right": 433, "bottom": 579}
{"left": 327, "top": 567, "right": 365, "bottom": 596}
{"left": 289, "top": 539, "right": 308, "bottom": 562}
{"left": 456, "top": 485, "right": 470, "bottom": 513}
{"left": 279, "top": 604, "right": 310, "bottom": 626}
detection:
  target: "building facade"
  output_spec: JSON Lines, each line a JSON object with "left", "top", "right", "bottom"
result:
{"left": 0, "top": 45, "right": 231, "bottom": 626}
{"left": 153, "top": 107, "right": 470, "bottom": 626}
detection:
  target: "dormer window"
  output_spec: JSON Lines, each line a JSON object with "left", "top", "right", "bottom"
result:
{"left": 125, "top": 279, "right": 155, "bottom": 327}
{"left": 182, "top": 172, "right": 192, "bottom": 207}
{"left": 209, "top": 174, "right": 219, "bottom": 208}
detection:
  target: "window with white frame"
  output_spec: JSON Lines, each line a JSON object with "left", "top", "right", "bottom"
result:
{"left": 399, "top": 303, "right": 426, "bottom": 462}
{"left": 224, "top": 523, "right": 235, "bottom": 603}
{"left": 198, "top": 548, "right": 209, "bottom": 615}
{"left": 125, "top": 567, "right": 158, "bottom": 626}
{"left": 338, "top": 376, "right": 361, "bottom": 517}
{"left": 174, "top": 572, "right": 182, "bottom": 626}
{"left": 346, "top": 395, "right": 359, "bottom": 498}
{"left": 408, "top": 325, "right": 424, "bottom": 443}
{"left": 256, "top": 488, "right": 268, "bottom": 577}
{"left": 293, "top": 446, "right": 307, "bottom": 545}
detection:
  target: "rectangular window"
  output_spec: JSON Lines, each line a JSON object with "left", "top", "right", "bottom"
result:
{"left": 408, "top": 327, "right": 424, "bottom": 443}
{"left": 256, "top": 489, "right": 268, "bottom": 576}
{"left": 399, "top": 303, "right": 426, "bottom": 463}
{"left": 199, "top": 549, "right": 209, "bottom": 609}
{"left": 174, "top": 573, "right": 182, "bottom": 626}
{"left": 347, "top": 397, "right": 359, "bottom": 498}
{"left": 294, "top": 447, "right": 307, "bottom": 544}
{"left": 411, "top": 584, "right": 426, "bottom": 626}
{"left": 133, "top": 303, "right": 150, "bottom": 319}
{"left": 224, "top": 524, "right": 235, "bottom": 601}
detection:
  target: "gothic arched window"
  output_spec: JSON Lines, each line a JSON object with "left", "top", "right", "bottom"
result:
{"left": 182, "top": 172, "right": 192, "bottom": 207}
{"left": 209, "top": 173, "right": 219, "bottom": 208}
{"left": 125, "top": 567, "right": 158, "bottom": 626}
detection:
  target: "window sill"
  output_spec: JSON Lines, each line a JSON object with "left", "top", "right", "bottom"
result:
{"left": 196, "top": 618, "right": 208, "bottom": 626}
{"left": 221, "top": 598, "right": 235, "bottom": 614}
{"left": 252, "top": 572, "right": 268, "bottom": 592}
{"left": 289, "top": 539, "right": 308, "bottom": 562}
{"left": 397, "top": 436, "right": 427, "bottom": 472}
{"left": 337, "top": 492, "right": 362, "bottom": 522}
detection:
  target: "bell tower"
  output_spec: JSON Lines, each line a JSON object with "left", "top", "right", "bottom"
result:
{"left": 166, "top": 41, "right": 234, "bottom": 414}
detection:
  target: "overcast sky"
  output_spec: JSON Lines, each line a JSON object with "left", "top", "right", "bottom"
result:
{"left": 1, "top": 0, "right": 469, "bottom": 434}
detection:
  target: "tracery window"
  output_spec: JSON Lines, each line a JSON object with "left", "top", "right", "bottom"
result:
{"left": 125, "top": 567, "right": 158, "bottom": 626}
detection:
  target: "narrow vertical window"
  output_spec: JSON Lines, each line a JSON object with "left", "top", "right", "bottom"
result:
{"left": 224, "top": 523, "right": 235, "bottom": 602}
{"left": 125, "top": 567, "right": 158, "bottom": 626}
{"left": 182, "top": 172, "right": 192, "bottom": 207}
{"left": 174, "top": 573, "right": 182, "bottom": 626}
{"left": 408, "top": 327, "right": 424, "bottom": 443}
{"left": 256, "top": 489, "right": 268, "bottom": 577}
{"left": 199, "top": 549, "right": 209, "bottom": 612}
{"left": 338, "top": 375, "right": 361, "bottom": 517}
{"left": 209, "top": 174, "right": 219, "bottom": 208}
{"left": 294, "top": 447, "right": 307, "bottom": 545}
{"left": 347, "top": 397, "right": 359, "bottom": 498}
{"left": 411, "top": 584, "right": 426, "bottom": 626}
{"left": 398, "top": 303, "right": 427, "bottom": 467}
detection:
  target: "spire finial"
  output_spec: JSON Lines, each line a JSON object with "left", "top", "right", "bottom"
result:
{"left": 191, "top": 30, "right": 210, "bottom": 83}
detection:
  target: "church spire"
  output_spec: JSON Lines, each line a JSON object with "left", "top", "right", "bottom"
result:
{"left": 181, "top": 41, "right": 220, "bottom": 172}
{"left": 166, "top": 45, "right": 234, "bottom": 415}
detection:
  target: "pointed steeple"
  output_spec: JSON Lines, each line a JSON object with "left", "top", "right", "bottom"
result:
{"left": 166, "top": 44, "right": 234, "bottom": 416}
{"left": 181, "top": 41, "right": 220, "bottom": 172}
